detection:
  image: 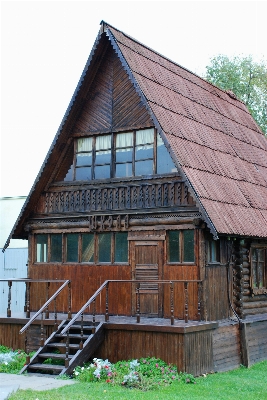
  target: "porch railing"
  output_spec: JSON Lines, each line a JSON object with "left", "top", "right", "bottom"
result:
{"left": 61, "top": 279, "right": 203, "bottom": 335}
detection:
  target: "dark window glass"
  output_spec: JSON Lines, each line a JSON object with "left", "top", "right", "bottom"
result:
{"left": 98, "top": 233, "right": 111, "bottom": 262}
{"left": 135, "top": 160, "right": 153, "bottom": 176}
{"left": 168, "top": 231, "right": 180, "bottom": 262}
{"left": 36, "top": 234, "right": 48, "bottom": 262}
{"left": 183, "top": 230, "right": 195, "bottom": 262}
{"left": 157, "top": 134, "right": 177, "bottom": 174}
{"left": 51, "top": 234, "right": 62, "bottom": 262}
{"left": 252, "top": 248, "right": 266, "bottom": 288}
{"left": 82, "top": 234, "right": 95, "bottom": 262}
{"left": 208, "top": 240, "right": 220, "bottom": 262}
{"left": 66, "top": 233, "right": 79, "bottom": 262}
{"left": 114, "top": 232, "right": 128, "bottom": 262}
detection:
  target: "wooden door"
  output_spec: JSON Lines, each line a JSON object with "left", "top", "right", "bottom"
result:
{"left": 131, "top": 240, "right": 163, "bottom": 317}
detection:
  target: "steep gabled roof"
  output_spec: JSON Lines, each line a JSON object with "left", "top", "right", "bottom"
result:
{"left": 105, "top": 22, "right": 267, "bottom": 238}
{"left": 4, "top": 21, "right": 267, "bottom": 249}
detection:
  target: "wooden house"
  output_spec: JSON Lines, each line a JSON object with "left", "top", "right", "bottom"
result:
{"left": 1, "top": 21, "right": 267, "bottom": 376}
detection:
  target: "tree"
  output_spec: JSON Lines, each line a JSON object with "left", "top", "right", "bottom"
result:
{"left": 204, "top": 55, "right": 267, "bottom": 135}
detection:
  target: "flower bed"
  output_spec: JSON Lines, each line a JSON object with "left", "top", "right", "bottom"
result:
{"left": 73, "top": 357, "right": 196, "bottom": 390}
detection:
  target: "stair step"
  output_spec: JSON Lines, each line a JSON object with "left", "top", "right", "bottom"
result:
{"left": 63, "top": 324, "right": 97, "bottom": 330}
{"left": 47, "top": 342, "right": 80, "bottom": 349}
{"left": 28, "top": 363, "right": 64, "bottom": 372}
{"left": 56, "top": 333, "right": 90, "bottom": 339}
{"left": 38, "top": 352, "right": 73, "bottom": 360}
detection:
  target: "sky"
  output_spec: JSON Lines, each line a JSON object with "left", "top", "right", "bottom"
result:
{"left": 1, "top": 0, "right": 267, "bottom": 198}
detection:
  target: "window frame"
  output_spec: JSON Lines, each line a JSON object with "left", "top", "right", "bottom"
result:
{"left": 166, "top": 229, "right": 195, "bottom": 264}
{"left": 67, "top": 128, "right": 177, "bottom": 182}
{"left": 250, "top": 244, "right": 267, "bottom": 295}
{"left": 34, "top": 232, "right": 129, "bottom": 265}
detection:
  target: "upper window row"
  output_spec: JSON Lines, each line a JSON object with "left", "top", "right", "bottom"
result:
{"left": 64, "top": 128, "right": 177, "bottom": 181}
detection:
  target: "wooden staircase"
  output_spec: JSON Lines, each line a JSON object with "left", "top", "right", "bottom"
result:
{"left": 20, "top": 320, "right": 105, "bottom": 376}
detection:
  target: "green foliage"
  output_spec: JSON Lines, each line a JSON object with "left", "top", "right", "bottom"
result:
{"left": 0, "top": 345, "right": 34, "bottom": 374}
{"left": 6, "top": 360, "right": 267, "bottom": 400}
{"left": 73, "top": 357, "right": 195, "bottom": 391}
{"left": 204, "top": 55, "right": 267, "bottom": 135}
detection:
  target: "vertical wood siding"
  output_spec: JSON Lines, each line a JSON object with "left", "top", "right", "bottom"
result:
{"left": 212, "top": 324, "right": 241, "bottom": 372}
{"left": 204, "top": 265, "right": 229, "bottom": 321}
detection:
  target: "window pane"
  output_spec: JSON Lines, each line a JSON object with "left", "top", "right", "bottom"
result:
{"left": 96, "top": 135, "right": 111, "bottom": 151}
{"left": 36, "top": 234, "right": 48, "bottom": 262}
{"left": 136, "top": 128, "right": 154, "bottom": 145}
{"left": 115, "top": 232, "right": 128, "bottom": 262}
{"left": 51, "top": 234, "right": 62, "bottom": 262}
{"left": 76, "top": 167, "right": 91, "bottom": 180}
{"left": 66, "top": 234, "right": 79, "bottom": 262}
{"left": 95, "top": 150, "right": 111, "bottom": 165}
{"left": 157, "top": 134, "right": 177, "bottom": 174}
{"left": 116, "top": 148, "right": 133, "bottom": 162}
{"left": 64, "top": 164, "right": 74, "bottom": 181}
{"left": 82, "top": 234, "right": 95, "bottom": 262}
{"left": 94, "top": 165, "right": 110, "bottom": 179}
{"left": 135, "top": 160, "right": 153, "bottom": 176}
{"left": 209, "top": 240, "right": 220, "bottom": 262}
{"left": 168, "top": 231, "right": 180, "bottom": 262}
{"left": 251, "top": 249, "right": 258, "bottom": 287}
{"left": 98, "top": 233, "right": 111, "bottom": 262}
{"left": 183, "top": 230, "right": 194, "bottom": 262}
{"left": 76, "top": 153, "right": 92, "bottom": 167}
{"left": 115, "top": 163, "right": 133, "bottom": 178}
{"left": 116, "top": 132, "right": 133, "bottom": 147}
{"left": 77, "top": 137, "right": 93, "bottom": 152}
{"left": 135, "top": 144, "right": 153, "bottom": 160}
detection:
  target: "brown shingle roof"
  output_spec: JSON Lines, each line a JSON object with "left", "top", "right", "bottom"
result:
{"left": 107, "top": 24, "right": 267, "bottom": 237}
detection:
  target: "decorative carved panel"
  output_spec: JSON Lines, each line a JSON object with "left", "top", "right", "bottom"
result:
{"left": 41, "top": 179, "right": 194, "bottom": 215}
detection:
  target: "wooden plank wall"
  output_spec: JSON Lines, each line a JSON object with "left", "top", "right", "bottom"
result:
{"left": 163, "top": 265, "right": 199, "bottom": 320}
{"left": 0, "top": 323, "right": 26, "bottom": 350}
{"left": 94, "top": 329, "right": 185, "bottom": 371}
{"left": 212, "top": 323, "right": 241, "bottom": 372}
{"left": 184, "top": 330, "right": 214, "bottom": 376}
{"left": 0, "top": 322, "right": 54, "bottom": 351}
{"left": 29, "top": 264, "right": 132, "bottom": 314}
{"left": 93, "top": 326, "right": 215, "bottom": 376}
{"left": 204, "top": 265, "right": 229, "bottom": 321}
{"left": 246, "top": 320, "right": 267, "bottom": 365}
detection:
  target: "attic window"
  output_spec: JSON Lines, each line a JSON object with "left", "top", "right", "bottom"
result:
{"left": 64, "top": 128, "right": 177, "bottom": 181}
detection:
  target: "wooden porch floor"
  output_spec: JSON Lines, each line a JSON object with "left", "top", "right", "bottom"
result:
{"left": 0, "top": 311, "right": 218, "bottom": 333}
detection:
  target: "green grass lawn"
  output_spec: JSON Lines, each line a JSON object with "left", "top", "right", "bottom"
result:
{"left": 8, "top": 361, "right": 267, "bottom": 400}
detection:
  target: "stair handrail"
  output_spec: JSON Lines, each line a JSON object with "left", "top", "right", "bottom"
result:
{"left": 61, "top": 279, "right": 202, "bottom": 335}
{"left": 20, "top": 279, "right": 71, "bottom": 334}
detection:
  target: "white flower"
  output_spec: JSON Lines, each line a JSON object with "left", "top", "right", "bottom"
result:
{"left": 130, "top": 359, "right": 139, "bottom": 369}
{"left": 74, "top": 371, "right": 79, "bottom": 376}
